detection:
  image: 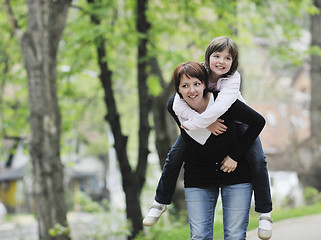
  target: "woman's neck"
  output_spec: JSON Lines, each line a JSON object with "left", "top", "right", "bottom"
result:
{"left": 192, "top": 92, "right": 210, "bottom": 114}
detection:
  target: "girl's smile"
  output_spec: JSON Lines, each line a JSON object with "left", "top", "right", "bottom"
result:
{"left": 209, "top": 48, "right": 233, "bottom": 79}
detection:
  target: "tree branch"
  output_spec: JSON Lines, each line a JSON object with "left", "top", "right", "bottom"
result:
{"left": 4, "top": 0, "right": 22, "bottom": 39}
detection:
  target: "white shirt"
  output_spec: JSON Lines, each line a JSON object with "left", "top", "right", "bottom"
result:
{"left": 173, "top": 71, "right": 245, "bottom": 131}
{"left": 178, "top": 94, "right": 214, "bottom": 145}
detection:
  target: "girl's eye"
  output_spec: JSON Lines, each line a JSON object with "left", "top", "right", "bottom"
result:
{"left": 226, "top": 57, "right": 232, "bottom": 60}
{"left": 181, "top": 84, "right": 188, "bottom": 88}
{"left": 195, "top": 82, "right": 201, "bottom": 86}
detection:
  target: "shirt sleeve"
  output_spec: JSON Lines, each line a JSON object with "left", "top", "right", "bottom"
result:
{"left": 182, "top": 72, "right": 241, "bottom": 130}
{"left": 172, "top": 93, "right": 198, "bottom": 121}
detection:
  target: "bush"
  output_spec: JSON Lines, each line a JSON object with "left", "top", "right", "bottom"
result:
{"left": 304, "top": 186, "right": 320, "bottom": 205}
{"left": 74, "top": 191, "right": 104, "bottom": 213}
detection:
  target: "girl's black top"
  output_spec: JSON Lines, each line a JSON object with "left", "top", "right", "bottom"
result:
{"left": 167, "top": 92, "right": 266, "bottom": 188}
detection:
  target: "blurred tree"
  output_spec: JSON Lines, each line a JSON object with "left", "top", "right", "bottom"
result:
{"left": 300, "top": 0, "right": 321, "bottom": 190}
{"left": 84, "top": 0, "right": 150, "bottom": 238}
{"left": 310, "top": 0, "right": 321, "bottom": 140}
{"left": 4, "top": 1, "right": 71, "bottom": 240}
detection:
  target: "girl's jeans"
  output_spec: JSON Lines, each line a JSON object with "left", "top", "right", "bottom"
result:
{"left": 155, "top": 124, "right": 272, "bottom": 213}
{"left": 185, "top": 183, "right": 253, "bottom": 240}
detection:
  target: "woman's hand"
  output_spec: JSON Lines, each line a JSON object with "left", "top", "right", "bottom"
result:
{"left": 220, "top": 156, "right": 237, "bottom": 173}
{"left": 207, "top": 119, "right": 227, "bottom": 136}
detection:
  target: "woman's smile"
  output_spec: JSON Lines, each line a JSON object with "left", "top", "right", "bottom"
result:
{"left": 179, "top": 74, "right": 208, "bottom": 113}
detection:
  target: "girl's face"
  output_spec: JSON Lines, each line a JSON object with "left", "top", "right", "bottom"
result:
{"left": 209, "top": 48, "right": 233, "bottom": 77}
{"left": 178, "top": 74, "right": 206, "bottom": 110}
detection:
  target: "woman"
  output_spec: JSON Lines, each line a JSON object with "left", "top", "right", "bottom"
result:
{"left": 144, "top": 37, "right": 272, "bottom": 240}
{"left": 169, "top": 61, "right": 265, "bottom": 239}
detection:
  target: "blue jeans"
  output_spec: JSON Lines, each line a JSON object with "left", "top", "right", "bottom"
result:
{"left": 155, "top": 124, "right": 272, "bottom": 213}
{"left": 185, "top": 183, "right": 253, "bottom": 240}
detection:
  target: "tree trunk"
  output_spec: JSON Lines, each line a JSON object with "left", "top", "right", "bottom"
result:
{"left": 310, "top": 0, "right": 321, "bottom": 139}
{"left": 10, "top": 0, "right": 70, "bottom": 240}
{"left": 87, "top": 0, "right": 149, "bottom": 238}
{"left": 299, "top": 0, "right": 321, "bottom": 191}
{"left": 135, "top": 0, "right": 151, "bottom": 193}
{"left": 18, "top": 1, "right": 71, "bottom": 240}
{"left": 94, "top": 32, "right": 143, "bottom": 240}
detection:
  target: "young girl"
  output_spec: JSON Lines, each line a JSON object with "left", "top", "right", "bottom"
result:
{"left": 143, "top": 37, "right": 273, "bottom": 240}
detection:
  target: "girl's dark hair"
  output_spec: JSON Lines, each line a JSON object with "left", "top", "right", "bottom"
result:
{"left": 204, "top": 36, "right": 239, "bottom": 77}
{"left": 173, "top": 61, "right": 208, "bottom": 98}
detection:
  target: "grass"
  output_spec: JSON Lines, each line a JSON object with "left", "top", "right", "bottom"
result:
{"left": 136, "top": 201, "right": 321, "bottom": 240}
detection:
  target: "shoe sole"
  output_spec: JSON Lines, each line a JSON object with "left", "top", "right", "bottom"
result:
{"left": 258, "top": 229, "right": 272, "bottom": 240}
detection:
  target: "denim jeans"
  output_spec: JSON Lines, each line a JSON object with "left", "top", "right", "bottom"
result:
{"left": 185, "top": 183, "right": 253, "bottom": 240}
{"left": 155, "top": 135, "right": 186, "bottom": 204}
{"left": 155, "top": 124, "right": 272, "bottom": 213}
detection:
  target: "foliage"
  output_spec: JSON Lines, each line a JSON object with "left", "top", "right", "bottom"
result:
{"left": 49, "top": 223, "right": 71, "bottom": 238}
{"left": 0, "top": 1, "right": 28, "bottom": 159}
{"left": 1, "top": 0, "right": 315, "bottom": 161}
{"left": 59, "top": 0, "right": 140, "bottom": 161}
{"left": 304, "top": 186, "right": 321, "bottom": 205}
{"left": 74, "top": 191, "right": 105, "bottom": 213}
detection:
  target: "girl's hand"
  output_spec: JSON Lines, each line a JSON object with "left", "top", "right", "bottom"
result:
{"left": 207, "top": 119, "right": 227, "bottom": 136}
{"left": 180, "top": 124, "right": 189, "bottom": 131}
{"left": 220, "top": 156, "right": 237, "bottom": 173}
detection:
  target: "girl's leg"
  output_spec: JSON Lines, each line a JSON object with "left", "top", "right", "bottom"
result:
{"left": 143, "top": 135, "right": 186, "bottom": 227}
{"left": 236, "top": 123, "right": 272, "bottom": 213}
{"left": 221, "top": 183, "right": 253, "bottom": 240}
{"left": 155, "top": 134, "right": 186, "bottom": 204}
{"left": 247, "top": 137, "right": 273, "bottom": 239}
{"left": 237, "top": 123, "right": 273, "bottom": 239}
{"left": 185, "top": 188, "right": 219, "bottom": 240}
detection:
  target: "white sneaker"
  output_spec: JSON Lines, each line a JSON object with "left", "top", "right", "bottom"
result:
{"left": 258, "top": 214, "right": 273, "bottom": 240}
{"left": 143, "top": 204, "right": 167, "bottom": 227}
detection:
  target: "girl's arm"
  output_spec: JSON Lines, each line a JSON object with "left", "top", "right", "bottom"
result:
{"left": 172, "top": 93, "right": 198, "bottom": 121}
{"left": 182, "top": 72, "right": 241, "bottom": 130}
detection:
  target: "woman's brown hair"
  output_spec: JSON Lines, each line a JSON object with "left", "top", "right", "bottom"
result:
{"left": 173, "top": 61, "right": 208, "bottom": 98}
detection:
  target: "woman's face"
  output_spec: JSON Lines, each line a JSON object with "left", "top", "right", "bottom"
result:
{"left": 178, "top": 74, "right": 206, "bottom": 109}
{"left": 209, "top": 48, "right": 233, "bottom": 77}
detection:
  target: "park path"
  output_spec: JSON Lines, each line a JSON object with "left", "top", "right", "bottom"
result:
{"left": 1, "top": 212, "right": 320, "bottom": 240}
{"left": 0, "top": 212, "right": 99, "bottom": 240}
{"left": 247, "top": 213, "right": 321, "bottom": 240}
